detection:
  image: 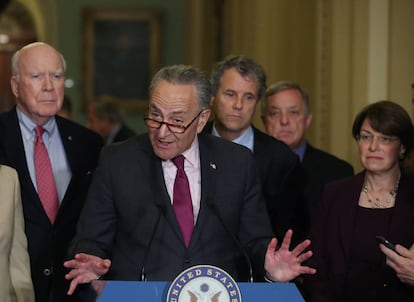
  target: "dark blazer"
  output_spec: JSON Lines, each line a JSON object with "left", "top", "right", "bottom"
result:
{"left": 301, "top": 143, "right": 354, "bottom": 222}
{"left": 112, "top": 124, "right": 136, "bottom": 144}
{"left": 0, "top": 107, "right": 103, "bottom": 302}
{"left": 203, "top": 123, "right": 307, "bottom": 243}
{"left": 70, "top": 133, "right": 273, "bottom": 282}
{"left": 303, "top": 172, "right": 414, "bottom": 302}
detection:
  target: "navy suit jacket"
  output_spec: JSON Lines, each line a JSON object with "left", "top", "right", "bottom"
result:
{"left": 301, "top": 143, "right": 354, "bottom": 222}
{"left": 203, "top": 123, "right": 307, "bottom": 243}
{"left": 70, "top": 133, "right": 273, "bottom": 282}
{"left": 303, "top": 172, "right": 414, "bottom": 301}
{"left": 0, "top": 107, "right": 103, "bottom": 302}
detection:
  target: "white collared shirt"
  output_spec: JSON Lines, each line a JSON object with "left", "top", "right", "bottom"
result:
{"left": 162, "top": 136, "right": 201, "bottom": 223}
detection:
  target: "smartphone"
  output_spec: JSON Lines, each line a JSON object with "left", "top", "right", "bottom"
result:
{"left": 376, "top": 235, "right": 397, "bottom": 253}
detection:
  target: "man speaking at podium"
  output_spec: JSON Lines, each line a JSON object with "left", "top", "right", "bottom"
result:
{"left": 64, "top": 65, "right": 316, "bottom": 297}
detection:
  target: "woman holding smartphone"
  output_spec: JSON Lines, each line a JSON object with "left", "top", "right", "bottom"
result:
{"left": 381, "top": 241, "right": 414, "bottom": 287}
{"left": 302, "top": 101, "right": 414, "bottom": 301}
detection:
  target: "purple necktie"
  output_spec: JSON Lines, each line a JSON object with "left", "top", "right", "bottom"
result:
{"left": 34, "top": 126, "right": 59, "bottom": 223}
{"left": 172, "top": 155, "right": 194, "bottom": 247}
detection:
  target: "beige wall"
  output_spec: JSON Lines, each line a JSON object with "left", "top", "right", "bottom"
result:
{"left": 9, "top": 0, "right": 414, "bottom": 167}
{"left": 10, "top": 0, "right": 186, "bottom": 132}
{"left": 187, "top": 0, "right": 414, "bottom": 170}
{"left": 389, "top": 0, "right": 414, "bottom": 114}
{"left": 16, "top": 0, "right": 58, "bottom": 44}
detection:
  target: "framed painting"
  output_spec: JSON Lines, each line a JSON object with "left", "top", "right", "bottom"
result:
{"left": 83, "top": 7, "right": 162, "bottom": 111}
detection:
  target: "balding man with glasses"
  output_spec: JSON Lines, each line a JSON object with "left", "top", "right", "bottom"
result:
{"left": 64, "top": 65, "right": 316, "bottom": 298}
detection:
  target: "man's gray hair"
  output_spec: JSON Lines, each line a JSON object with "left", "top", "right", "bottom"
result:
{"left": 263, "top": 81, "right": 310, "bottom": 116}
{"left": 150, "top": 65, "right": 212, "bottom": 110}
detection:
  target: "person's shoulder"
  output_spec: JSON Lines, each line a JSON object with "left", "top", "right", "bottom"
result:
{"left": 56, "top": 115, "right": 89, "bottom": 132}
{"left": 118, "top": 124, "right": 136, "bottom": 137}
{"left": 56, "top": 116, "right": 103, "bottom": 143}
{"left": 102, "top": 133, "right": 150, "bottom": 156}
{"left": 399, "top": 173, "right": 414, "bottom": 192}
{"left": 202, "top": 121, "right": 214, "bottom": 134}
{"left": 306, "top": 144, "right": 354, "bottom": 171}
{"left": 0, "top": 165, "right": 20, "bottom": 193}
{"left": 200, "top": 132, "right": 250, "bottom": 149}
{"left": 253, "top": 127, "right": 292, "bottom": 151}
{"left": 306, "top": 144, "right": 347, "bottom": 163}
{"left": 0, "top": 107, "right": 17, "bottom": 123}
{"left": 0, "top": 164, "right": 18, "bottom": 178}
{"left": 198, "top": 132, "right": 253, "bottom": 157}
{"left": 0, "top": 109, "right": 10, "bottom": 119}
{"left": 252, "top": 127, "right": 298, "bottom": 165}
{"left": 123, "top": 124, "right": 136, "bottom": 135}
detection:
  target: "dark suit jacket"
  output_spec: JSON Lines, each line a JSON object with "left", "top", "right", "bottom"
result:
{"left": 70, "top": 133, "right": 273, "bottom": 283}
{"left": 303, "top": 172, "right": 414, "bottom": 302}
{"left": 203, "top": 123, "right": 307, "bottom": 243}
{"left": 301, "top": 143, "right": 354, "bottom": 222}
{"left": 112, "top": 124, "right": 136, "bottom": 144}
{"left": 0, "top": 107, "right": 103, "bottom": 302}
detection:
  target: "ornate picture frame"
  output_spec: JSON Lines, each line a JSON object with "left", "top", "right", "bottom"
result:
{"left": 83, "top": 7, "right": 162, "bottom": 111}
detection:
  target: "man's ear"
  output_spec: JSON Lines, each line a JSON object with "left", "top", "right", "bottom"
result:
{"left": 10, "top": 76, "right": 19, "bottom": 98}
{"left": 196, "top": 109, "right": 211, "bottom": 133}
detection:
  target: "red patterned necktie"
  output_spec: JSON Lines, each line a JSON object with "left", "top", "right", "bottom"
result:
{"left": 172, "top": 155, "right": 194, "bottom": 247}
{"left": 34, "top": 126, "right": 59, "bottom": 223}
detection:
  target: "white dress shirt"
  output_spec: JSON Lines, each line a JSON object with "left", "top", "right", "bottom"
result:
{"left": 162, "top": 136, "right": 201, "bottom": 223}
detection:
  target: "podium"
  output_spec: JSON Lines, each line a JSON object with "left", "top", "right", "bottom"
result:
{"left": 91, "top": 280, "right": 305, "bottom": 302}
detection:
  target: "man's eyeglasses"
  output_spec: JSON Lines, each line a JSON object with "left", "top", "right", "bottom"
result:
{"left": 144, "top": 111, "right": 203, "bottom": 134}
{"left": 357, "top": 133, "right": 399, "bottom": 145}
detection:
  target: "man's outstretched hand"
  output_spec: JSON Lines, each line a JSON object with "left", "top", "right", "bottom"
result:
{"left": 265, "top": 229, "right": 316, "bottom": 282}
{"left": 64, "top": 253, "right": 111, "bottom": 295}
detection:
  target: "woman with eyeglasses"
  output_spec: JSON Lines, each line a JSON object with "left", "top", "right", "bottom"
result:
{"left": 302, "top": 100, "right": 414, "bottom": 301}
